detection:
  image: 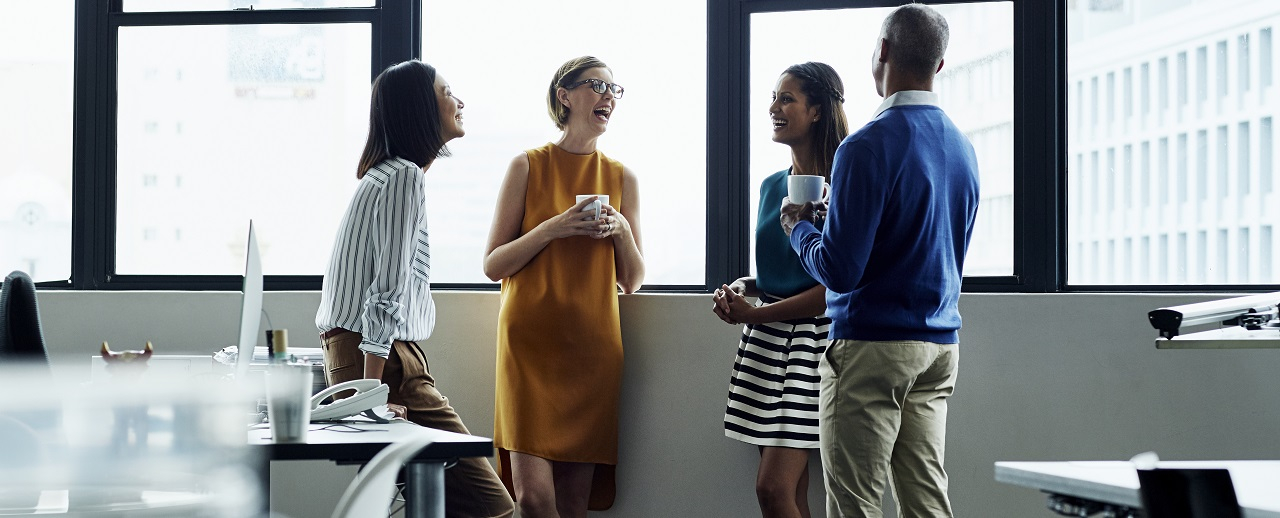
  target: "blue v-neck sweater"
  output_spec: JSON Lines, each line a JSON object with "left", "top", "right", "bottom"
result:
{"left": 790, "top": 103, "right": 980, "bottom": 344}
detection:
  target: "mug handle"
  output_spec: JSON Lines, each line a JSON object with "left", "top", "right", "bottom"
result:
{"left": 821, "top": 182, "right": 831, "bottom": 203}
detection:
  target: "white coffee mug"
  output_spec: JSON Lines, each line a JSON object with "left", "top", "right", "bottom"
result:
{"left": 575, "top": 194, "right": 610, "bottom": 220}
{"left": 265, "top": 365, "right": 314, "bottom": 443}
{"left": 787, "top": 175, "right": 826, "bottom": 205}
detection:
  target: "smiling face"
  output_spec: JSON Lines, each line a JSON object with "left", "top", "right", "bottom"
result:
{"left": 558, "top": 67, "right": 617, "bottom": 134}
{"left": 769, "top": 73, "right": 820, "bottom": 148}
{"left": 435, "top": 73, "right": 465, "bottom": 141}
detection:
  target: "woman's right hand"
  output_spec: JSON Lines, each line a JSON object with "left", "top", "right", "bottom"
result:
{"left": 538, "top": 197, "right": 610, "bottom": 240}
{"left": 712, "top": 278, "right": 754, "bottom": 325}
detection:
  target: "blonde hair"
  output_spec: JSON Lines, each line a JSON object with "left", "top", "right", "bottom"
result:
{"left": 547, "top": 56, "right": 610, "bottom": 130}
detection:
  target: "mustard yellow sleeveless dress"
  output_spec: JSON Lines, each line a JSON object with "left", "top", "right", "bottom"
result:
{"left": 494, "top": 143, "right": 624, "bottom": 510}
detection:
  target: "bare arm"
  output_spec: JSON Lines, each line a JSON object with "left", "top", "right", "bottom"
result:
{"left": 360, "top": 352, "right": 406, "bottom": 418}
{"left": 483, "top": 153, "right": 602, "bottom": 281}
{"left": 610, "top": 166, "right": 645, "bottom": 293}
{"left": 712, "top": 283, "right": 827, "bottom": 326}
{"left": 363, "top": 353, "right": 386, "bottom": 380}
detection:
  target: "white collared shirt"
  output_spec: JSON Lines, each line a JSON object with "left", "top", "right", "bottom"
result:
{"left": 872, "top": 90, "right": 941, "bottom": 118}
{"left": 316, "top": 157, "right": 436, "bottom": 358}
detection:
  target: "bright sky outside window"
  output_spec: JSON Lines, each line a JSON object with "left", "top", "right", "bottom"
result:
{"left": 115, "top": 23, "right": 371, "bottom": 275}
{"left": 0, "top": 1, "right": 73, "bottom": 283}
{"left": 421, "top": 0, "right": 707, "bottom": 285}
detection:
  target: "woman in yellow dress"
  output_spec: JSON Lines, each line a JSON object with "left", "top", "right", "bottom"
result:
{"left": 482, "top": 56, "right": 645, "bottom": 518}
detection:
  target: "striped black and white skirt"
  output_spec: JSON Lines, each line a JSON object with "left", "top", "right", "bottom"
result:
{"left": 723, "top": 295, "right": 830, "bottom": 449}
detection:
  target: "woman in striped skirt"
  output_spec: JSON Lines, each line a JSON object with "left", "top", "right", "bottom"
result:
{"left": 712, "top": 62, "right": 848, "bottom": 518}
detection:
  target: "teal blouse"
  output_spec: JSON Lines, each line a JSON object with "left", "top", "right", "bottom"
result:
{"left": 755, "top": 168, "right": 822, "bottom": 298}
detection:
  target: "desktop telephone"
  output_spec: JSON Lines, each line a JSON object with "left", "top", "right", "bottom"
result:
{"left": 310, "top": 379, "right": 391, "bottom": 422}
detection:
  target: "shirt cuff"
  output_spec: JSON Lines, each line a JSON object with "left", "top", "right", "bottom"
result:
{"left": 358, "top": 340, "right": 391, "bottom": 359}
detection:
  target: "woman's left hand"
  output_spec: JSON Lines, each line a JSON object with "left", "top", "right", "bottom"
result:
{"left": 592, "top": 203, "right": 629, "bottom": 240}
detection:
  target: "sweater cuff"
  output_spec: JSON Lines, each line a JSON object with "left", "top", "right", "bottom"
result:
{"left": 789, "top": 221, "right": 819, "bottom": 251}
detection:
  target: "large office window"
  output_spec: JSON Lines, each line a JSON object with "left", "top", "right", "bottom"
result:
{"left": 115, "top": 24, "right": 371, "bottom": 275}
{"left": 1, "top": 1, "right": 73, "bottom": 283}
{"left": 41, "top": 0, "right": 1276, "bottom": 292}
{"left": 745, "top": 3, "right": 1014, "bottom": 277}
{"left": 712, "top": 0, "right": 1047, "bottom": 292}
{"left": 1067, "top": 0, "right": 1280, "bottom": 286}
{"left": 420, "top": 0, "right": 706, "bottom": 286}
{"left": 68, "top": 0, "right": 415, "bottom": 289}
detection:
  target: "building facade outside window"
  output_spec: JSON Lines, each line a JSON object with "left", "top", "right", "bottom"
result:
{"left": 1068, "top": 0, "right": 1280, "bottom": 285}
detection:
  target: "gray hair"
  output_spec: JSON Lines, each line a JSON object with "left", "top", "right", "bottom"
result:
{"left": 881, "top": 3, "right": 950, "bottom": 79}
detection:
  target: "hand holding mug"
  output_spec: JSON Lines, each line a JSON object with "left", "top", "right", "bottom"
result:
{"left": 592, "top": 202, "right": 624, "bottom": 239}
{"left": 780, "top": 197, "right": 825, "bottom": 237}
{"left": 543, "top": 197, "right": 607, "bottom": 239}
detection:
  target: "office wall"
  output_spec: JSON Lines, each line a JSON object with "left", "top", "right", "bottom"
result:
{"left": 34, "top": 291, "right": 1280, "bottom": 516}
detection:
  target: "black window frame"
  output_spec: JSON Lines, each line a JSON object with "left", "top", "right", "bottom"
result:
{"left": 707, "top": 0, "right": 1061, "bottom": 293}
{"left": 64, "top": 0, "right": 419, "bottom": 291}
{"left": 35, "top": 0, "right": 1273, "bottom": 293}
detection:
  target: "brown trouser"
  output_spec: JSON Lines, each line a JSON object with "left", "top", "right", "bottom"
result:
{"left": 321, "top": 330, "right": 514, "bottom": 518}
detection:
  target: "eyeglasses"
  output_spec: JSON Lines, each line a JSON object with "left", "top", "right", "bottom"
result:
{"left": 565, "top": 78, "right": 625, "bottom": 98}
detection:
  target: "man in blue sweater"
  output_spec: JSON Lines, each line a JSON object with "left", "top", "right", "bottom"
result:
{"left": 781, "top": 4, "right": 979, "bottom": 517}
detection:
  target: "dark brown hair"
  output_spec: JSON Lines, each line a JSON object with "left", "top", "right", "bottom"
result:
{"left": 356, "top": 60, "right": 451, "bottom": 178}
{"left": 547, "top": 56, "right": 611, "bottom": 130}
{"left": 783, "top": 62, "right": 850, "bottom": 179}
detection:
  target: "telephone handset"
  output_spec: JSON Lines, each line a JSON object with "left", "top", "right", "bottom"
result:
{"left": 310, "top": 379, "right": 391, "bottom": 422}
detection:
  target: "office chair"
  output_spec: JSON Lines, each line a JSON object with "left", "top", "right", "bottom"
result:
{"left": 1137, "top": 468, "right": 1243, "bottom": 518}
{"left": 0, "top": 270, "right": 51, "bottom": 368}
{"left": 330, "top": 435, "right": 435, "bottom": 518}
{"left": 0, "top": 271, "right": 53, "bottom": 512}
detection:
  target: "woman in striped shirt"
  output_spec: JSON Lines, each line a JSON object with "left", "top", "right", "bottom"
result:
{"left": 711, "top": 62, "right": 848, "bottom": 518}
{"left": 316, "top": 60, "right": 514, "bottom": 518}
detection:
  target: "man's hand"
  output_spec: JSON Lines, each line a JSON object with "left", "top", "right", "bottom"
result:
{"left": 780, "top": 197, "right": 826, "bottom": 237}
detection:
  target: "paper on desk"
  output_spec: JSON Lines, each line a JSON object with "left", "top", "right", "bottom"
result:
{"left": 213, "top": 345, "right": 325, "bottom": 366}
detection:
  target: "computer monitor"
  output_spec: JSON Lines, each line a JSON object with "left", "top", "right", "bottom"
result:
{"left": 236, "top": 221, "right": 263, "bottom": 378}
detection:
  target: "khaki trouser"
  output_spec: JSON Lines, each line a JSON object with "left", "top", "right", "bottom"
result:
{"left": 321, "top": 330, "right": 515, "bottom": 518}
{"left": 819, "top": 339, "right": 958, "bottom": 518}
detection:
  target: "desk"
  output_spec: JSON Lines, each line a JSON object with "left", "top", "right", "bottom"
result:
{"left": 995, "top": 461, "right": 1280, "bottom": 517}
{"left": 249, "top": 420, "right": 493, "bottom": 518}
{"left": 1155, "top": 326, "right": 1280, "bottom": 349}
